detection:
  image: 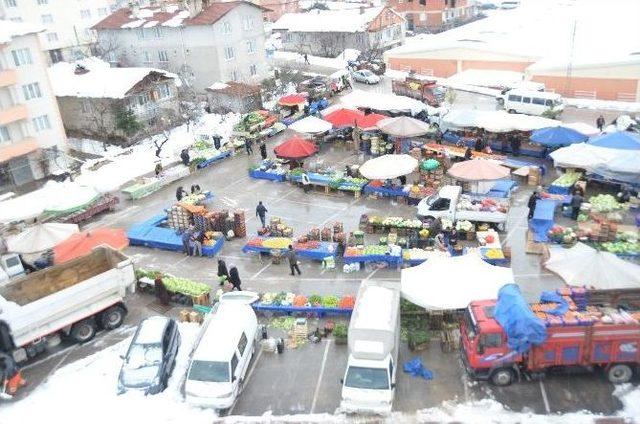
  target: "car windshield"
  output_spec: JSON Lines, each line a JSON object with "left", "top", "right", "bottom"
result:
{"left": 425, "top": 194, "right": 439, "bottom": 207}
{"left": 124, "top": 343, "right": 163, "bottom": 369}
{"left": 188, "top": 360, "right": 230, "bottom": 382}
{"left": 361, "top": 70, "right": 373, "bottom": 77}
{"left": 344, "top": 366, "right": 389, "bottom": 390}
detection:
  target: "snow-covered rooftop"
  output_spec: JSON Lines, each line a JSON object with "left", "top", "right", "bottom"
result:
{"left": 48, "top": 58, "right": 178, "bottom": 99}
{"left": 273, "top": 6, "right": 390, "bottom": 33}
{"left": 0, "top": 20, "right": 43, "bottom": 44}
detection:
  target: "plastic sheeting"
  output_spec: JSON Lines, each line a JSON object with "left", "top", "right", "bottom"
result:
{"left": 539, "top": 291, "right": 568, "bottom": 316}
{"left": 494, "top": 284, "right": 547, "bottom": 353}
{"left": 340, "top": 90, "right": 438, "bottom": 116}
{"left": 401, "top": 252, "right": 515, "bottom": 310}
{"left": 441, "top": 110, "right": 559, "bottom": 132}
{"left": 530, "top": 126, "right": 587, "bottom": 147}
{"left": 588, "top": 131, "right": 640, "bottom": 150}
{"left": 544, "top": 242, "right": 640, "bottom": 289}
{"left": 288, "top": 116, "right": 332, "bottom": 134}
{"left": 529, "top": 199, "right": 556, "bottom": 242}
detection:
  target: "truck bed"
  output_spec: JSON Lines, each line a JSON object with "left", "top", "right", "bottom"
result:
{"left": 0, "top": 248, "right": 127, "bottom": 306}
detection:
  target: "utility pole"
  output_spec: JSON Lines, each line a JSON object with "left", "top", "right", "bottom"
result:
{"left": 564, "top": 20, "right": 577, "bottom": 96}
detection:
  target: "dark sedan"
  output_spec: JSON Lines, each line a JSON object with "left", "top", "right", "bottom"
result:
{"left": 117, "top": 316, "right": 181, "bottom": 395}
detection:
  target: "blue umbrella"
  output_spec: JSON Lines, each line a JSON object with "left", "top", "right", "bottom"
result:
{"left": 530, "top": 126, "right": 588, "bottom": 147}
{"left": 588, "top": 131, "right": 640, "bottom": 150}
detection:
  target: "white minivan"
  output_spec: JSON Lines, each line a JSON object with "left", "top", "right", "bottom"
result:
{"left": 499, "top": 89, "right": 564, "bottom": 116}
{"left": 185, "top": 291, "right": 259, "bottom": 410}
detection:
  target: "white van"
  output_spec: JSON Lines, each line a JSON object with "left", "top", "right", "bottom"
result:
{"left": 499, "top": 89, "right": 564, "bottom": 116}
{"left": 185, "top": 291, "right": 259, "bottom": 410}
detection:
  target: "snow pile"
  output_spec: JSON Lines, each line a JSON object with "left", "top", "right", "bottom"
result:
{"left": 2, "top": 323, "right": 214, "bottom": 424}
{"left": 340, "top": 89, "right": 434, "bottom": 115}
{"left": 272, "top": 49, "right": 360, "bottom": 70}
{"left": 49, "top": 57, "right": 179, "bottom": 99}
{"left": 0, "top": 19, "right": 42, "bottom": 43}
{"left": 273, "top": 7, "right": 387, "bottom": 33}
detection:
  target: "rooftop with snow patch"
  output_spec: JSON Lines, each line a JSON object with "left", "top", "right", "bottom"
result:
{"left": 273, "top": 6, "right": 399, "bottom": 33}
{"left": 0, "top": 19, "right": 43, "bottom": 44}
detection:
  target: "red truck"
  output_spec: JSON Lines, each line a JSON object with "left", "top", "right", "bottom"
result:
{"left": 391, "top": 75, "right": 444, "bottom": 107}
{"left": 461, "top": 286, "right": 640, "bottom": 386}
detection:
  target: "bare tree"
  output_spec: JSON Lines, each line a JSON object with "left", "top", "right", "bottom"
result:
{"left": 84, "top": 99, "right": 114, "bottom": 150}
{"left": 92, "top": 36, "right": 122, "bottom": 65}
{"left": 175, "top": 85, "right": 202, "bottom": 132}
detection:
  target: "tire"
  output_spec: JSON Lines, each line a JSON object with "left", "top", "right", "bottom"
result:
{"left": 490, "top": 368, "right": 514, "bottom": 386}
{"left": 507, "top": 109, "right": 516, "bottom": 114}
{"left": 99, "top": 306, "right": 126, "bottom": 330}
{"left": 70, "top": 320, "right": 97, "bottom": 344}
{"left": 607, "top": 364, "right": 633, "bottom": 384}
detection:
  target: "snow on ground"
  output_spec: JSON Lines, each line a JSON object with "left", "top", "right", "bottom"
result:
{"left": 272, "top": 49, "right": 360, "bottom": 70}
{"left": 2, "top": 323, "right": 213, "bottom": 424}
{"left": 566, "top": 98, "right": 640, "bottom": 113}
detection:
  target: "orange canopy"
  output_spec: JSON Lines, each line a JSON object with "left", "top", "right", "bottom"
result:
{"left": 53, "top": 228, "right": 128, "bottom": 264}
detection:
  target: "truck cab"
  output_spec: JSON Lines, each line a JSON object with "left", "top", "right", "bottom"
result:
{"left": 341, "top": 354, "right": 396, "bottom": 415}
{"left": 417, "top": 185, "right": 460, "bottom": 220}
{"left": 460, "top": 300, "right": 521, "bottom": 385}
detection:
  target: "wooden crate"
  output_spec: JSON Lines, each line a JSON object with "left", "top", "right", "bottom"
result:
{"left": 525, "top": 230, "right": 548, "bottom": 255}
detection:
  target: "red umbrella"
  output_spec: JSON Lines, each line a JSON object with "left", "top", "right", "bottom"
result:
{"left": 278, "top": 94, "right": 307, "bottom": 106}
{"left": 355, "top": 113, "right": 387, "bottom": 130}
{"left": 53, "top": 228, "right": 128, "bottom": 264}
{"left": 274, "top": 135, "right": 318, "bottom": 160}
{"left": 324, "top": 108, "right": 364, "bottom": 127}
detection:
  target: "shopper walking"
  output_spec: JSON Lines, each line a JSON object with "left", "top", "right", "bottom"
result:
{"left": 301, "top": 172, "right": 311, "bottom": 193}
{"left": 245, "top": 138, "right": 254, "bottom": 155}
{"left": 217, "top": 259, "right": 229, "bottom": 286}
{"left": 287, "top": 245, "right": 301, "bottom": 276}
{"left": 228, "top": 266, "right": 242, "bottom": 291}
{"left": 256, "top": 201, "right": 268, "bottom": 227}
{"left": 181, "top": 227, "right": 192, "bottom": 256}
{"left": 176, "top": 186, "right": 187, "bottom": 201}
{"left": 571, "top": 192, "right": 584, "bottom": 220}
{"left": 180, "top": 149, "right": 190, "bottom": 166}
{"left": 527, "top": 191, "right": 539, "bottom": 220}
{"left": 303, "top": 53, "right": 310, "bottom": 64}
{"left": 260, "top": 142, "right": 267, "bottom": 160}
{"left": 596, "top": 115, "right": 606, "bottom": 131}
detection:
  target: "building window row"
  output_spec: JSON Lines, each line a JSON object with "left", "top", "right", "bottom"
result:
{"left": 4, "top": 0, "right": 17, "bottom": 7}
{"left": 32, "top": 115, "right": 51, "bottom": 132}
{"left": 22, "top": 82, "right": 42, "bottom": 100}
{"left": 137, "top": 26, "right": 164, "bottom": 40}
{"left": 11, "top": 48, "right": 33, "bottom": 67}
{"left": 0, "top": 126, "right": 10, "bottom": 144}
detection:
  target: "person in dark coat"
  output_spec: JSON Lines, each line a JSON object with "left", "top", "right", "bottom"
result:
{"left": 527, "top": 191, "right": 539, "bottom": 219}
{"left": 212, "top": 135, "right": 222, "bottom": 150}
{"left": 571, "top": 192, "right": 584, "bottom": 220}
{"left": 596, "top": 115, "right": 605, "bottom": 131}
{"left": 259, "top": 142, "right": 267, "bottom": 160}
{"left": 176, "top": 186, "right": 187, "bottom": 201}
{"left": 154, "top": 275, "right": 170, "bottom": 306}
{"left": 0, "top": 351, "right": 25, "bottom": 395}
{"left": 181, "top": 227, "right": 192, "bottom": 256}
{"left": 464, "top": 147, "right": 473, "bottom": 160}
{"left": 217, "top": 259, "right": 229, "bottom": 286}
{"left": 474, "top": 137, "right": 483, "bottom": 152}
{"left": 154, "top": 163, "right": 163, "bottom": 177}
{"left": 287, "top": 245, "right": 301, "bottom": 276}
{"left": 228, "top": 266, "right": 242, "bottom": 291}
{"left": 256, "top": 201, "right": 268, "bottom": 227}
{"left": 245, "top": 138, "right": 254, "bottom": 155}
{"left": 180, "top": 149, "right": 190, "bottom": 166}
{"left": 509, "top": 134, "right": 521, "bottom": 156}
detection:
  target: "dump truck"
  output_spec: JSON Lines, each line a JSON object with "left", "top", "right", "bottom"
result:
{"left": 391, "top": 74, "right": 445, "bottom": 107}
{"left": 461, "top": 284, "right": 640, "bottom": 386}
{"left": 340, "top": 280, "right": 400, "bottom": 414}
{"left": 0, "top": 247, "right": 135, "bottom": 362}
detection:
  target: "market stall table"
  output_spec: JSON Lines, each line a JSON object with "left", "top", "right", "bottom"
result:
{"left": 423, "top": 143, "right": 506, "bottom": 160}
{"left": 363, "top": 183, "right": 408, "bottom": 198}
{"left": 343, "top": 248, "right": 402, "bottom": 269}
{"left": 484, "top": 180, "right": 517, "bottom": 198}
{"left": 196, "top": 150, "right": 232, "bottom": 169}
{"left": 127, "top": 214, "right": 224, "bottom": 257}
{"left": 242, "top": 237, "right": 338, "bottom": 260}
{"left": 529, "top": 199, "right": 557, "bottom": 242}
{"left": 249, "top": 169, "right": 287, "bottom": 182}
{"left": 251, "top": 304, "right": 353, "bottom": 317}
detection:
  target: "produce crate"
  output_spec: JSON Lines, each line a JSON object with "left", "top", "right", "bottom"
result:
{"left": 525, "top": 230, "right": 548, "bottom": 255}
{"left": 440, "top": 327, "right": 460, "bottom": 353}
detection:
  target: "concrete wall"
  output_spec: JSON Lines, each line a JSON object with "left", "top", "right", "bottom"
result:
{"left": 96, "top": 4, "right": 268, "bottom": 92}
{"left": 206, "top": 92, "right": 262, "bottom": 114}
{"left": 530, "top": 75, "right": 639, "bottom": 102}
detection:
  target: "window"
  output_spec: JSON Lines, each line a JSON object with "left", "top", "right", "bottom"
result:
{"left": 37, "top": 0, "right": 48, "bottom": 4}
{"left": 545, "top": 99, "right": 554, "bottom": 107}
{"left": 249, "top": 64, "right": 257, "bottom": 76}
{"left": 229, "top": 69, "right": 239, "bottom": 81}
{"left": 49, "top": 49, "right": 63, "bottom": 63}
{"left": 11, "top": 48, "right": 32, "bottom": 66}
{"left": 430, "top": 198, "right": 450, "bottom": 211}
{"left": 157, "top": 83, "right": 171, "bottom": 99}
{"left": 246, "top": 40, "right": 255, "bottom": 54}
{"left": 242, "top": 16, "right": 254, "bottom": 31}
{"left": 298, "top": 33, "right": 305, "bottom": 42}
{"left": 80, "top": 99, "right": 91, "bottom": 113}
{"left": 4, "top": 0, "right": 17, "bottom": 7}
{"left": 230, "top": 354, "right": 238, "bottom": 379}
{"left": 480, "top": 333, "right": 503, "bottom": 348}
{"left": 32, "top": 115, "right": 51, "bottom": 132}
{"left": 143, "top": 51, "right": 152, "bottom": 64}
{"left": 41, "top": 14, "right": 53, "bottom": 24}
{"left": 106, "top": 50, "right": 117, "bottom": 64}
{"left": 80, "top": 9, "right": 91, "bottom": 19}
{"left": 508, "top": 94, "right": 522, "bottom": 102}
{"left": 137, "top": 92, "right": 150, "bottom": 106}
{"left": 0, "top": 126, "right": 10, "bottom": 143}
{"left": 153, "top": 26, "right": 163, "bottom": 38}
{"left": 224, "top": 46, "right": 234, "bottom": 61}
{"left": 157, "top": 50, "right": 169, "bottom": 63}
{"left": 98, "top": 7, "right": 107, "bottom": 16}
{"left": 419, "top": 0, "right": 425, "bottom": 5}
{"left": 22, "top": 82, "right": 42, "bottom": 100}
{"left": 283, "top": 33, "right": 292, "bottom": 42}
{"left": 221, "top": 21, "right": 231, "bottom": 34}
{"left": 237, "top": 333, "right": 248, "bottom": 355}
{"left": 522, "top": 97, "right": 531, "bottom": 104}
{"left": 46, "top": 32, "right": 58, "bottom": 42}
{"left": 531, "top": 97, "right": 545, "bottom": 106}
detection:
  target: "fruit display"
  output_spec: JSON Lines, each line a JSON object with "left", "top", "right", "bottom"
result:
{"left": 321, "top": 295, "right": 340, "bottom": 308}
{"left": 551, "top": 172, "right": 582, "bottom": 187}
{"left": 588, "top": 194, "right": 621, "bottom": 213}
{"left": 368, "top": 216, "right": 422, "bottom": 229}
{"left": 330, "top": 175, "right": 368, "bottom": 191}
{"left": 179, "top": 193, "right": 208, "bottom": 205}
{"left": 163, "top": 276, "right": 210, "bottom": 297}
{"left": 257, "top": 292, "right": 355, "bottom": 309}
{"left": 457, "top": 195, "right": 509, "bottom": 213}
{"left": 481, "top": 248, "right": 505, "bottom": 260}
{"left": 339, "top": 295, "right": 355, "bottom": 309}
{"left": 547, "top": 225, "right": 577, "bottom": 245}
{"left": 455, "top": 220, "right": 474, "bottom": 232}
{"left": 247, "top": 237, "right": 293, "bottom": 249}
{"left": 599, "top": 241, "right": 640, "bottom": 255}
{"left": 441, "top": 218, "right": 453, "bottom": 231}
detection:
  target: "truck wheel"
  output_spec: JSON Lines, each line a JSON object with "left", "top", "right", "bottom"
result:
{"left": 100, "top": 306, "right": 126, "bottom": 330}
{"left": 491, "top": 368, "right": 514, "bottom": 386}
{"left": 507, "top": 109, "right": 516, "bottom": 114}
{"left": 607, "top": 364, "right": 633, "bottom": 384}
{"left": 70, "top": 320, "right": 97, "bottom": 344}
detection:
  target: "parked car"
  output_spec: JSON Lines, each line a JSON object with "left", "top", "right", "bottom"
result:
{"left": 117, "top": 316, "right": 181, "bottom": 395}
{"left": 352, "top": 69, "right": 381, "bottom": 85}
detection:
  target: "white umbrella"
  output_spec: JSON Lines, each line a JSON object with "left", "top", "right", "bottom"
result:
{"left": 288, "top": 116, "right": 332, "bottom": 134}
{"left": 376, "top": 116, "right": 431, "bottom": 137}
{"left": 6, "top": 223, "right": 80, "bottom": 254}
{"left": 544, "top": 243, "right": 640, "bottom": 290}
{"left": 359, "top": 154, "right": 418, "bottom": 180}
{"left": 401, "top": 252, "right": 514, "bottom": 310}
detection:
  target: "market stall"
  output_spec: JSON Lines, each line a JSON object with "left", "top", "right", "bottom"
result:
{"left": 548, "top": 171, "right": 582, "bottom": 194}
{"left": 288, "top": 169, "right": 368, "bottom": 195}
{"left": 376, "top": 116, "right": 431, "bottom": 138}
{"left": 242, "top": 237, "right": 338, "bottom": 260}
{"left": 274, "top": 135, "right": 318, "bottom": 165}
{"left": 251, "top": 292, "right": 355, "bottom": 316}
{"left": 288, "top": 115, "right": 332, "bottom": 135}
{"left": 476, "top": 230, "right": 508, "bottom": 265}
{"left": 343, "top": 245, "right": 402, "bottom": 269}
{"left": 136, "top": 268, "right": 211, "bottom": 306}
{"left": 249, "top": 159, "right": 288, "bottom": 182}
{"left": 276, "top": 94, "right": 307, "bottom": 125}
{"left": 54, "top": 194, "right": 119, "bottom": 224}
{"left": 322, "top": 108, "right": 363, "bottom": 128}
{"left": 447, "top": 158, "right": 511, "bottom": 194}
{"left": 359, "top": 154, "right": 418, "bottom": 180}
{"left": 530, "top": 126, "right": 588, "bottom": 147}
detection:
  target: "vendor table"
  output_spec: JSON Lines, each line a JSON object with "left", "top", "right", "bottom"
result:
{"left": 249, "top": 169, "right": 286, "bottom": 182}
{"left": 252, "top": 303, "right": 353, "bottom": 317}
{"left": 196, "top": 150, "right": 232, "bottom": 169}
{"left": 529, "top": 199, "right": 556, "bottom": 242}
{"left": 122, "top": 179, "right": 161, "bottom": 200}
{"left": 242, "top": 238, "right": 338, "bottom": 260}
{"left": 485, "top": 180, "right": 517, "bottom": 198}
{"left": 128, "top": 214, "right": 224, "bottom": 257}
{"left": 490, "top": 141, "right": 547, "bottom": 158}
{"left": 57, "top": 195, "right": 119, "bottom": 223}
{"left": 547, "top": 184, "right": 572, "bottom": 195}
{"left": 363, "top": 183, "right": 408, "bottom": 198}
{"left": 343, "top": 252, "right": 402, "bottom": 268}
{"left": 423, "top": 143, "right": 506, "bottom": 160}
{"left": 289, "top": 172, "right": 367, "bottom": 193}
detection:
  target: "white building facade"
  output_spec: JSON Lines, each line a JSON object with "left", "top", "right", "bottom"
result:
{"left": 0, "top": 21, "right": 67, "bottom": 189}
{"left": 0, "top": 0, "right": 124, "bottom": 64}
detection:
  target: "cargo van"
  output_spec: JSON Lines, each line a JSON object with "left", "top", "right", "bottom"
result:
{"left": 499, "top": 89, "right": 564, "bottom": 116}
{"left": 184, "top": 292, "right": 259, "bottom": 410}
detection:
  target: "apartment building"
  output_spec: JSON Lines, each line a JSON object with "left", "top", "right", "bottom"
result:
{"left": 0, "top": 0, "right": 124, "bottom": 64}
{"left": 0, "top": 20, "right": 67, "bottom": 190}
{"left": 388, "top": 0, "right": 477, "bottom": 32}
{"left": 93, "top": 0, "right": 270, "bottom": 92}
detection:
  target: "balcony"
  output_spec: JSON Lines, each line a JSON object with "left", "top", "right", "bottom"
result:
{"left": 0, "top": 104, "right": 28, "bottom": 126}
{"left": 0, "top": 137, "right": 38, "bottom": 163}
{"left": 0, "top": 69, "right": 17, "bottom": 88}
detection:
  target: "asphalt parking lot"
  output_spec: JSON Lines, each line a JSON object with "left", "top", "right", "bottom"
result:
{"left": 14, "top": 122, "right": 638, "bottom": 419}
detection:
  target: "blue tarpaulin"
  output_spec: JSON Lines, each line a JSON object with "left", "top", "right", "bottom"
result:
{"left": 403, "top": 358, "right": 434, "bottom": 380}
{"left": 494, "top": 284, "right": 547, "bottom": 353}
{"left": 588, "top": 131, "right": 640, "bottom": 150}
{"left": 529, "top": 199, "right": 556, "bottom": 242}
{"left": 540, "top": 291, "right": 569, "bottom": 316}
{"left": 530, "top": 126, "right": 587, "bottom": 147}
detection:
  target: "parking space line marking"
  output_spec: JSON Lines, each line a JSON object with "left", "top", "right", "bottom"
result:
{"left": 539, "top": 380, "right": 551, "bottom": 413}
{"left": 310, "top": 339, "right": 332, "bottom": 413}
{"left": 250, "top": 263, "right": 271, "bottom": 280}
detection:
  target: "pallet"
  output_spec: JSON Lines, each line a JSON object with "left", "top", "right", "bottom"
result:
{"left": 525, "top": 230, "right": 548, "bottom": 255}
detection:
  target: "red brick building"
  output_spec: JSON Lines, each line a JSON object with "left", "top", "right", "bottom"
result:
{"left": 252, "top": 0, "right": 299, "bottom": 21}
{"left": 388, "top": 0, "right": 477, "bottom": 32}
